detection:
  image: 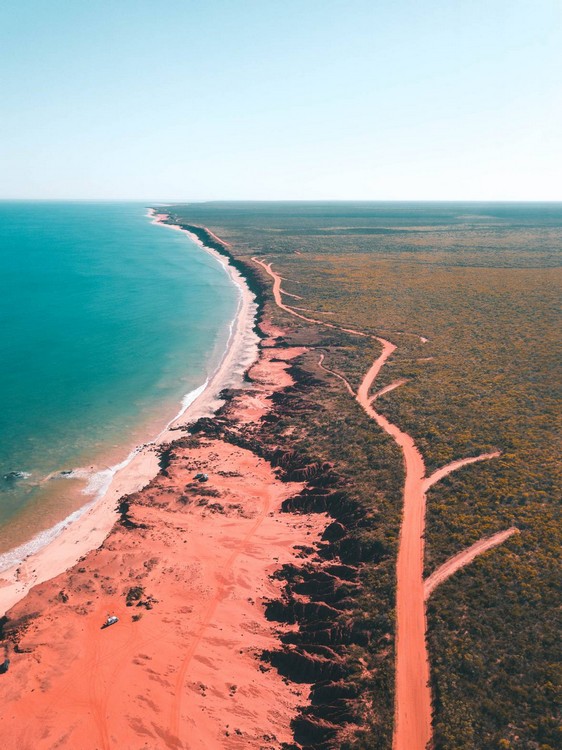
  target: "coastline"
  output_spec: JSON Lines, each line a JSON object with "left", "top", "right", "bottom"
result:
{"left": 0, "top": 225, "right": 332, "bottom": 748}
{"left": 0, "top": 212, "right": 259, "bottom": 616}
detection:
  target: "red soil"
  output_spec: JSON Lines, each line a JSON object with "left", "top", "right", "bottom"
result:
{"left": 355, "top": 341, "right": 432, "bottom": 750}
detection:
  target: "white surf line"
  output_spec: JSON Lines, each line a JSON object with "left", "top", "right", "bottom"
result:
{"left": 37, "top": 378, "right": 211, "bottom": 518}
{"left": 424, "top": 527, "right": 519, "bottom": 600}
{"left": 30, "top": 216, "right": 244, "bottom": 522}
{"left": 0, "top": 213, "right": 257, "bottom": 599}
{"left": 149, "top": 214, "right": 260, "bottom": 433}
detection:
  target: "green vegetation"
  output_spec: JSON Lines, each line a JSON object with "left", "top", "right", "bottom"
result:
{"left": 125, "top": 586, "right": 144, "bottom": 605}
{"left": 166, "top": 202, "right": 561, "bottom": 749}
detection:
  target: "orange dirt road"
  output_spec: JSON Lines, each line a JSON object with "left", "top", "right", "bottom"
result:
{"left": 356, "top": 340, "right": 433, "bottom": 750}
{"left": 253, "top": 257, "right": 509, "bottom": 750}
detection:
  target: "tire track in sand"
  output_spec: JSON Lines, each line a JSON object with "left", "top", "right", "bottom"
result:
{"left": 168, "top": 481, "right": 272, "bottom": 746}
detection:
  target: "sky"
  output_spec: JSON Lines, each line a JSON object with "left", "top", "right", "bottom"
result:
{"left": 1, "top": 0, "right": 561, "bottom": 201}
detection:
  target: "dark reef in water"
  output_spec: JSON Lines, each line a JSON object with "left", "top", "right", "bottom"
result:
{"left": 3, "top": 472, "right": 26, "bottom": 481}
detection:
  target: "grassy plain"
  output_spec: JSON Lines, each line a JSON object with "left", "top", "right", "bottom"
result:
{"left": 167, "top": 202, "right": 561, "bottom": 750}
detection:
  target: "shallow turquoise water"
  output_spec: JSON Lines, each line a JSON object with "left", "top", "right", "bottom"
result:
{"left": 0, "top": 202, "right": 239, "bottom": 557}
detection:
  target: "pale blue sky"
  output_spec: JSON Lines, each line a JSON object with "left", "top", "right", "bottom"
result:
{"left": 1, "top": 0, "right": 560, "bottom": 200}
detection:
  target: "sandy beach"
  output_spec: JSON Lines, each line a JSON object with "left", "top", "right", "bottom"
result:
{"left": 0, "top": 213, "right": 259, "bottom": 617}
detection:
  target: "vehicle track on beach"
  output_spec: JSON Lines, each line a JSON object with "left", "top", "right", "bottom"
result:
{"left": 167, "top": 482, "right": 273, "bottom": 745}
{"left": 18, "top": 603, "right": 155, "bottom": 750}
{"left": 87, "top": 616, "right": 159, "bottom": 750}
{"left": 84, "top": 602, "right": 159, "bottom": 750}
{"left": 253, "top": 256, "right": 515, "bottom": 750}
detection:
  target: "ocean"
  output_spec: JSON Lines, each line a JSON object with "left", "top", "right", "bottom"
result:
{"left": 0, "top": 202, "right": 239, "bottom": 567}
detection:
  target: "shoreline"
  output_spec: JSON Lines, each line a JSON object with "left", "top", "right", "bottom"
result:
{"left": 0, "top": 230, "right": 333, "bottom": 747}
{"left": 0, "top": 212, "right": 259, "bottom": 616}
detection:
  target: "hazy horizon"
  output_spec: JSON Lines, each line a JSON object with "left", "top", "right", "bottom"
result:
{"left": 2, "top": 0, "right": 561, "bottom": 201}
{"left": 2, "top": 199, "right": 562, "bottom": 205}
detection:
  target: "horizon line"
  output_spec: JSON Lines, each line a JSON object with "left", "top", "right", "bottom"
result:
{"left": 1, "top": 198, "right": 562, "bottom": 204}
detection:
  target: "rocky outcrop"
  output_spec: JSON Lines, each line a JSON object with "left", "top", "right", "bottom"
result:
{"left": 265, "top": 644, "right": 347, "bottom": 683}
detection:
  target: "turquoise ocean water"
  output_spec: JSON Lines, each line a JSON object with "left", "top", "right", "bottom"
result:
{"left": 0, "top": 202, "right": 239, "bottom": 566}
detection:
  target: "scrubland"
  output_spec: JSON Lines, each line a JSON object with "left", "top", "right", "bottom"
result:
{"left": 168, "top": 202, "right": 561, "bottom": 750}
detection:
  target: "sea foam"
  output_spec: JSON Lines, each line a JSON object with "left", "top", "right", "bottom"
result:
{"left": 0, "top": 378, "right": 210, "bottom": 573}
{"left": 0, "top": 207, "right": 257, "bottom": 586}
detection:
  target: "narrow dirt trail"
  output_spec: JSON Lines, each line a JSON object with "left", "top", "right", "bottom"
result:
{"left": 168, "top": 482, "right": 273, "bottom": 742}
{"left": 318, "top": 353, "right": 355, "bottom": 396}
{"left": 252, "top": 257, "right": 512, "bottom": 750}
{"left": 85, "top": 606, "right": 148, "bottom": 750}
{"left": 424, "top": 452, "right": 501, "bottom": 491}
{"left": 282, "top": 291, "right": 303, "bottom": 300}
{"left": 424, "top": 527, "right": 519, "bottom": 600}
{"left": 370, "top": 379, "right": 408, "bottom": 402}
{"left": 253, "top": 258, "right": 370, "bottom": 338}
